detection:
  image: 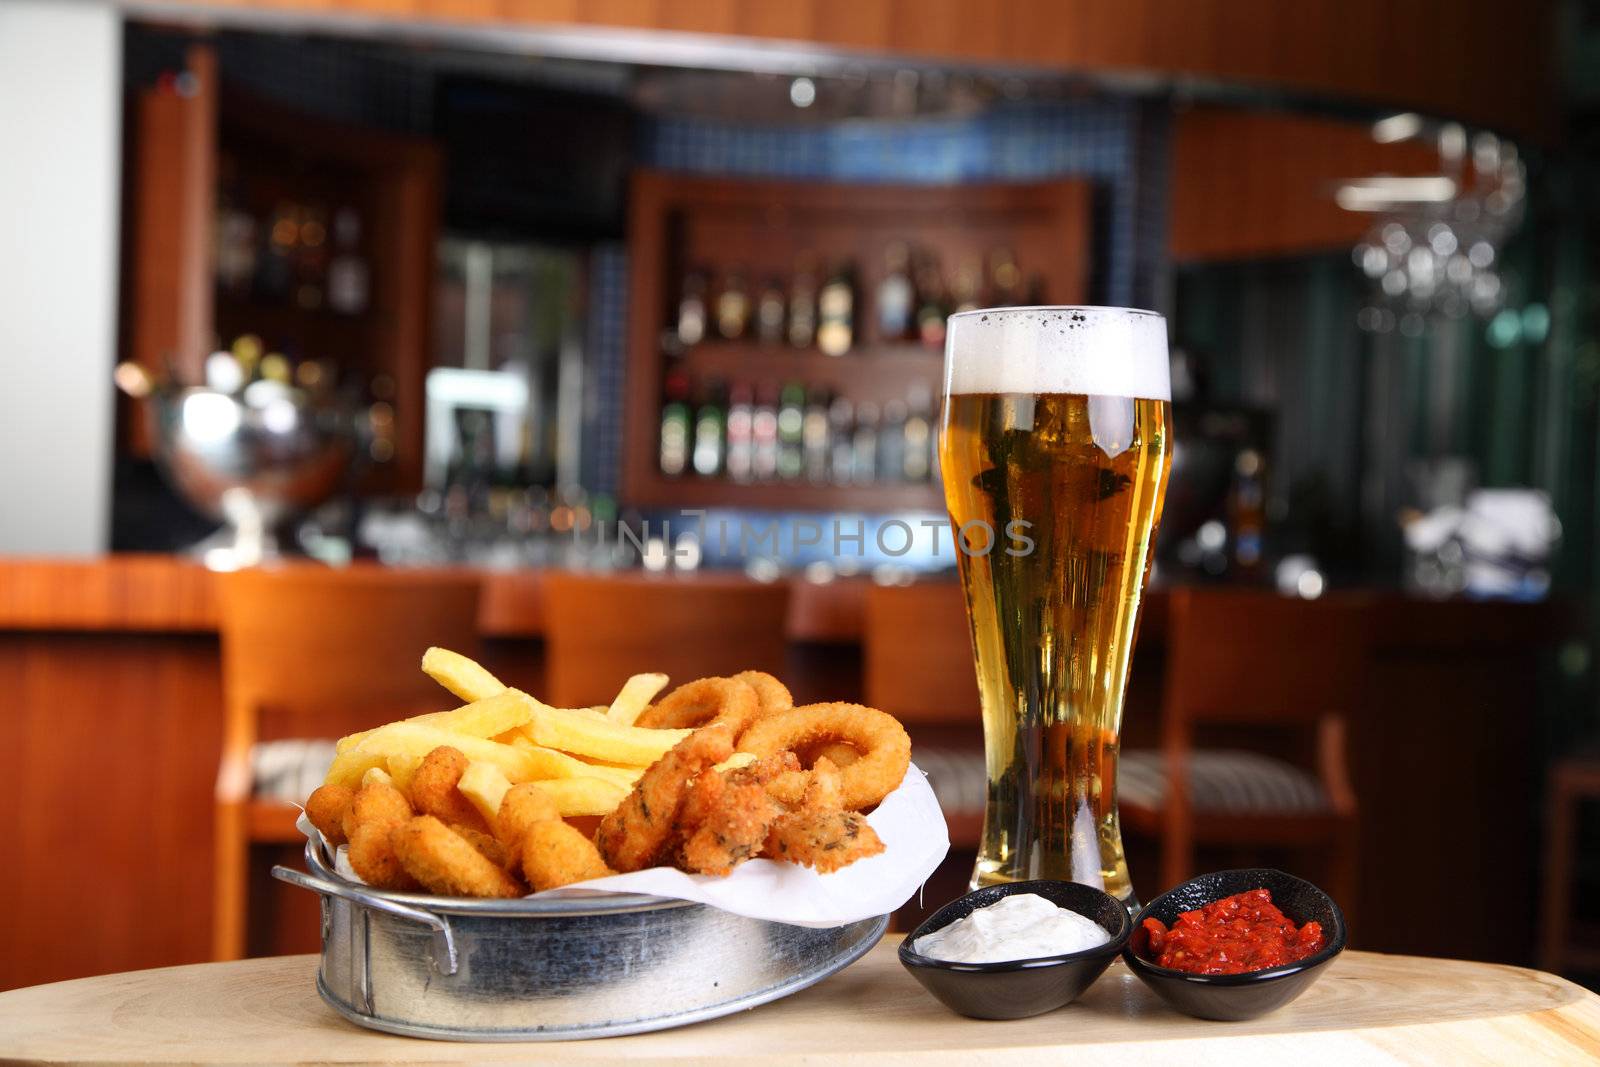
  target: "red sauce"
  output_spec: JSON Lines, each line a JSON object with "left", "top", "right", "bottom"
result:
{"left": 1141, "top": 888, "right": 1325, "bottom": 975}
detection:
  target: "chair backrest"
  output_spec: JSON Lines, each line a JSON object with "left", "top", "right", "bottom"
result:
{"left": 540, "top": 573, "right": 791, "bottom": 707}
{"left": 1162, "top": 586, "right": 1370, "bottom": 727}
{"left": 863, "top": 580, "right": 981, "bottom": 722}
{"left": 217, "top": 565, "right": 483, "bottom": 734}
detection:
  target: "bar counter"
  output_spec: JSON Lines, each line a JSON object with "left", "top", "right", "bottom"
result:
{"left": 0, "top": 554, "right": 1572, "bottom": 991}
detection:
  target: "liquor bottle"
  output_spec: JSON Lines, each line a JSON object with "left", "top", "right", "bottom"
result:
{"left": 828, "top": 396, "right": 855, "bottom": 485}
{"left": 988, "top": 246, "right": 1023, "bottom": 306}
{"left": 802, "top": 386, "right": 831, "bottom": 483}
{"left": 788, "top": 254, "right": 818, "bottom": 349}
{"left": 915, "top": 253, "right": 949, "bottom": 350}
{"left": 677, "top": 269, "right": 707, "bottom": 348}
{"left": 902, "top": 383, "right": 933, "bottom": 482}
{"left": 295, "top": 205, "right": 329, "bottom": 310}
{"left": 725, "top": 382, "right": 754, "bottom": 484}
{"left": 259, "top": 201, "right": 298, "bottom": 301}
{"left": 951, "top": 255, "right": 983, "bottom": 314}
{"left": 715, "top": 268, "right": 750, "bottom": 340}
{"left": 852, "top": 401, "right": 880, "bottom": 485}
{"left": 777, "top": 381, "right": 805, "bottom": 481}
{"left": 756, "top": 276, "right": 786, "bottom": 345}
{"left": 1025, "top": 272, "right": 1048, "bottom": 306}
{"left": 751, "top": 384, "right": 779, "bottom": 482}
{"left": 1228, "top": 448, "right": 1267, "bottom": 576}
{"left": 692, "top": 378, "right": 727, "bottom": 477}
{"left": 876, "top": 242, "right": 914, "bottom": 343}
{"left": 816, "top": 260, "right": 855, "bottom": 357}
{"left": 658, "top": 370, "right": 692, "bottom": 476}
{"left": 327, "top": 207, "right": 370, "bottom": 315}
{"left": 878, "top": 399, "right": 907, "bottom": 484}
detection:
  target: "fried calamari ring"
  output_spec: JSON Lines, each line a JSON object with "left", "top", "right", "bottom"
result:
{"left": 521, "top": 820, "right": 615, "bottom": 891}
{"left": 391, "top": 815, "right": 524, "bottom": 898}
{"left": 799, "top": 740, "right": 861, "bottom": 769}
{"left": 764, "top": 809, "right": 884, "bottom": 873}
{"left": 636, "top": 677, "right": 760, "bottom": 736}
{"left": 597, "top": 723, "right": 735, "bottom": 872}
{"left": 411, "top": 746, "right": 491, "bottom": 834}
{"left": 739, "top": 703, "right": 911, "bottom": 812}
{"left": 305, "top": 783, "right": 354, "bottom": 845}
{"left": 731, "top": 670, "right": 793, "bottom": 716}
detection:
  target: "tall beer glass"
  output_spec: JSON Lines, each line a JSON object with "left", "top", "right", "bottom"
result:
{"left": 940, "top": 307, "right": 1171, "bottom": 904}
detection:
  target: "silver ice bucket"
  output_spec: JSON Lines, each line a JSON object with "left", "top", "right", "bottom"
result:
{"left": 273, "top": 833, "right": 887, "bottom": 1041}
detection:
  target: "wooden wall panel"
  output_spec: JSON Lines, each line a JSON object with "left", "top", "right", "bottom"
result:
{"left": 1168, "top": 108, "right": 1443, "bottom": 263}
{"left": 0, "top": 634, "right": 223, "bottom": 990}
{"left": 148, "top": 0, "right": 1554, "bottom": 138}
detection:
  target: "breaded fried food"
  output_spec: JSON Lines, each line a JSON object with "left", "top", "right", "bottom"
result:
{"left": 637, "top": 677, "right": 760, "bottom": 736}
{"left": 391, "top": 815, "right": 524, "bottom": 898}
{"left": 764, "top": 810, "right": 885, "bottom": 874}
{"left": 411, "top": 745, "right": 491, "bottom": 834}
{"left": 800, "top": 756, "right": 844, "bottom": 813}
{"left": 677, "top": 769, "right": 782, "bottom": 876}
{"left": 724, "top": 750, "right": 801, "bottom": 789}
{"left": 305, "top": 783, "right": 354, "bottom": 845}
{"left": 451, "top": 823, "right": 512, "bottom": 869}
{"left": 731, "top": 670, "right": 793, "bottom": 717}
{"left": 800, "top": 740, "right": 861, "bottom": 769}
{"left": 597, "top": 723, "right": 735, "bottom": 872}
{"left": 742, "top": 703, "right": 911, "bottom": 811}
{"left": 494, "top": 782, "right": 563, "bottom": 868}
{"left": 344, "top": 781, "right": 418, "bottom": 890}
{"left": 521, "top": 820, "right": 615, "bottom": 891}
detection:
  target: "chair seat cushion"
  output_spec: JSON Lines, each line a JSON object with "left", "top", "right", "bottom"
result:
{"left": 1119, "top": 749, "right": 1329, "bottom": 814}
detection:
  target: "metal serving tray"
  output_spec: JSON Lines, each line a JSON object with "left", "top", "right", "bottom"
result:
{"left": 272, "top": 835, "right": 888, "bottom": 1041}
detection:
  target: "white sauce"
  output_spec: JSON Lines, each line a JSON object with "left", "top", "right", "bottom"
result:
{"left": 914, "top": 893, "right": 1110, "bottom": 964}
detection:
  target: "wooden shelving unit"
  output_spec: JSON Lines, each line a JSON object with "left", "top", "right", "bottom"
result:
{"left": 621, "top": 170, "right": 1093, "bottom": 513}
{"left": 120, "top": 45, "right": 440, "bottom": 493}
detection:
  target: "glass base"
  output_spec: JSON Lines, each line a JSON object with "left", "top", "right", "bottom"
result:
{"left": 969, "top": 867, "right": 1140, "bottom": 915}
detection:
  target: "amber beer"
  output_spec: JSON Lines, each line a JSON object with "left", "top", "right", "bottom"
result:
{"left": 940, "top": 307, "right": 1172, "bottom": 904}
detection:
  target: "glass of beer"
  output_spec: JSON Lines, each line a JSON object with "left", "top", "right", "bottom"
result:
{"left": 940, "top": 307, "right": 1172, "bottom": 905}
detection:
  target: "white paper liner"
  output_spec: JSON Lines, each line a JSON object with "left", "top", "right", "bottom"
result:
{"left": 321, "top": 763, "right": 951, "bottom": 929}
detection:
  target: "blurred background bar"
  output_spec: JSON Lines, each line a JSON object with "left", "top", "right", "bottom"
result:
{"left": 1, "top": 0, "right": 1597, "bottom": 998}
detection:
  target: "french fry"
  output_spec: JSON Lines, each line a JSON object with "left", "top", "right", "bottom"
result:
{"left": 457, "top": 760, "right": 514, "bottom": 826}
{"left": 422, "top": 646, "right": 507, "bottom": 703}
{"left": 505, "top": 735, "right": 645, "bottom": 790}
{"left": 523, "top": 776, "right": 629, "bottom": 817}
{"left": 360, "top": 766, "right": 396, "bottom": 790}
{"left": 335, "top": 690, "right": 534, "bottom": 754}
{"left": 605, "top": 672, "right": 669, "bottom": 726}
{"left": 522, "top": 697, "right": 690, "bottom": 766}
{"left": 387, "top": 752, "right": 424, "bottom": 795}
{"left": 324, "top": 721, "right": 544, "bottom": 788}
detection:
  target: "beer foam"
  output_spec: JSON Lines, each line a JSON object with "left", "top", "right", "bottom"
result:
{"left": 944, "top": 307, "right": 1170, "bottom": 401}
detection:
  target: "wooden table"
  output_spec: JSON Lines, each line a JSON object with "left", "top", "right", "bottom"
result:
{"left": 3, "top": 941, "right": 1598, "bottom": 1064}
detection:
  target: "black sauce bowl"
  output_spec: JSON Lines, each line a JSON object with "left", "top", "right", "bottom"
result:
{"left": 1123, "top": 868, "right": 1348, "bottom": 1021}
{"left": 898, "top": 879, "right": 1132, "bottom": 1020}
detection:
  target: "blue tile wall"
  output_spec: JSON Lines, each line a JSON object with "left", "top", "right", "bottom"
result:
{"left": 584, "top": 244, "right": 629, "bottom": 497}
{"left": 639, "top": 99, "right": 1146, "bottom": 306}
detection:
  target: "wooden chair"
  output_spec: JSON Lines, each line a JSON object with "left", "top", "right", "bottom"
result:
{"left": 1120, "top": 587, "right": 1366, "bottom": 918}
{"left": 863, "top": 580, "right": 985, "bottom": 848}
{"left": 539, "top": 573, "right": 790, "bottom": 707}
{"left": 1541, "top": 749, "right": 1600, "bottom": 974}
{"left": 213, "top": 565, "right": 482, "bottom": 961}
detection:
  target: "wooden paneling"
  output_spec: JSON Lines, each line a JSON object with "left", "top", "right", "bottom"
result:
{"left": 150, "top": 0, "right": 1554, "bottom": 138}
{"left": 0, "top": 634, "right": 223, "bottom": 991}
{"left": 1169, "top": 108, "right": 1443, "bottom": 263}
{"left": 123, "top": 44, "right": 216, "bottom": 454}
